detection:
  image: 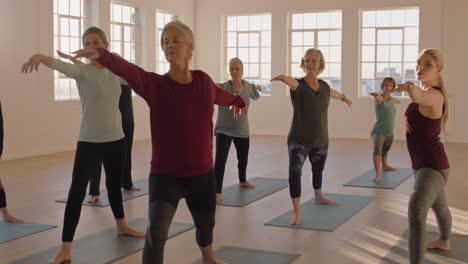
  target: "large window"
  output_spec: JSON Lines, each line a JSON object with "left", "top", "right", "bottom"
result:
{"left": 53, "top": 0, "right": 87, "bottom": 101}
{"left": 225, "top": 14, "right": 272, "bottom": 95}
{"left": 360, "top": 8, "right": 419, "bottom": 96}
{"left": 155, "top": 10, "right": 175, "bottom": 74}
{"left": 110, "top": 3, "right": 138, "bottom": 64}
{"left": 290, "top": 11, "right": 342, "bottom": 91}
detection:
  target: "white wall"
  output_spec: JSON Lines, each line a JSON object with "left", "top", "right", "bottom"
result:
{"left": 195, "top": 0, "right": 468, "bottom": 143}
{"left": 0, "top": 0, "right": 195, "bottom": 160}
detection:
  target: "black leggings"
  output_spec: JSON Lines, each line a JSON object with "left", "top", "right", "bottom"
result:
{"left": 0, "top": 185, "right": 6, "bottom": 208}
{"left": 89, "top": 85, "right": 135, "bottom": 195}
{"left": 143, "top": 170, "right": 216, "bottom": 264}
{"left": 62, "top": 139, "right": 126, "bottom": 242}
{"left": 214, "top": 133, "right": 250, "bottom": 193}
{"left": 288, "top": 142, "right": 328, "bottom": 198}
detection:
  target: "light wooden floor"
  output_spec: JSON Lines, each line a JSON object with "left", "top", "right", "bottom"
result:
{"left": 1, "top": 136, "right": 467, "bottom": 263}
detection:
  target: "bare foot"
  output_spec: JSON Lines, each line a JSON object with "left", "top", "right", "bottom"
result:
{"left": 372, "top": 177, "right": 381, "bottom": 183}
{"left": 315, "top": 196, "right": 339, "bottom": 206}
{"left": 87, "top": 195, "right": 100, "bottom": 203}
{"left": 216, "top": 193, "right": 223, "bottom": 203}
{"left": 117, "top": 225, "right": 145, "bottom": 237}
{"left": 383, "top": 165, "right": 397, "bottom": 171}
{"left": 4, "top": 215, "right": 24, "bottom": 224}
{"left": 128, "top": 186, "right": 141, "bottom": 191}
{"left": 425, "top": 239, "right": 451, "bottom": 251}
{"left": 48, "top": 249, "right": 71, "bottom": 264}
{"left": 289, "top": 213, "right": 301, "bottom": 225}
{"left": 239, "top": 181, "right": 255, "bottom": 189}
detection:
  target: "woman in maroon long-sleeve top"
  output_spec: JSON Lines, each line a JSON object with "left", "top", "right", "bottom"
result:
{"left": 74, "top": 21, "right": 245, "bottom": 264}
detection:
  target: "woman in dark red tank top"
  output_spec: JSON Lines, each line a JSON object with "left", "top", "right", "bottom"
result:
{"left": 393, "top": 49, "right": 452, "bottom": 264}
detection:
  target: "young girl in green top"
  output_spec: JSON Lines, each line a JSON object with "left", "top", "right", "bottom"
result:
{"left": 370, "top": 77, "right": 401, "bottom": 183}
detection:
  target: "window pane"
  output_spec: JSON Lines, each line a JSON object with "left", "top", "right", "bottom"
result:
{"left": 113, "top": 24, "right": 121, "bottom": 41}
{"left": 390, "top": 29, "right": 402, "bottom": 44}
{"left": 165, "top": 14, "right": 172, "bottom": 24}
{"left": 124, "top": 26, "right": 131, "bottom": 41}
{"left": 111, "top": 41, "right": 120, "bottom": 54}
{"left": 130, "top": 43, "right": 136, "bottom": 61}
{"left": 405, "top": 27, "right": 419, "bottom": 44}
{"left": 292, "top": 14, "right": 303, "bottom": 30}
{"left": 404, "top": 45, "right": 418, "bottom": 62}
{"left": 362, "top": 28, "right": 375, "bottom": 44}
{"left": 261, "top": 64, "right": 270, "bottom": 79}
{"left": 377, "top": 30, "right": 390, "bottom": 45}
{"left": 377, "top": 63, "right": 390, "bottom": 77}
{"left": 329, "top": 63, "right": 340, "bottom": 77}
{"left": 238, "top": 33, "right": 248, "bottom": 47}
{"left": 58, "top": 0, "right": 69, "bottom": 15}
{"left": 261, "top": 47, "right": 271, "bottom": 63}
{"left": 122, "top": 6, "right": 131, "bottom": 23}
{"left": 318, "top": 31, "right": 330, "bottom": 45}
{"left": 320, "top": 67, "right": 329, "bottom": 78}
{"left": 54, "top": 15, "right": 58, "bottom": 35}
{"left": 330, "top": 12, "right": 342, "bottom": 28}
{"left": 303, "top": 13, "right": 316, "bottom": 29}
{"left": 249, "top": 63, "right": 259, "bottom": 77}
{"left": 405, "top": 9, "right": 419, "bottom": 26}
{"left": 389, "top": 63, "right": 401, "bottom": 78}
{"left": 157, "top": 13, "right": 165, "bottom": 28}
{"left": 390, "top": 9, "right": 405, "bottom": 27}
{"left": 261, "top": 31, "right": 271, "bottom": 47}
{"left": 329, "top": 46, "right": 341, "bottom": 62}
{"left": 112, "top": 4, "right": 122, "bottom": 22}
{"left": 362, "top": 79, "right": 374, "bottom": 95}
{"left": 70, "top": 80, "right": 79, "bottom": 99}
{"left": 249, "top": 15, "right": 261, "bottom": 30}
{"left": 70, "top": 0, "right": 80, "bottom": 16}
{"left": 238, "top": 48, "right": 248, "bottom": 62}
{"left": 227, "top": 17, "right": 237, "bottom": 31}
{"left": 291, "top": 63, "right": 302, "bottom": 77}
{"left": 159, "top": 48, "right": 166, "bottom": 61}
{"left": 376, "top": 10, "right": 390, "bottom": 27}
{"left": 389, "top": 45, "right": 402, "bottom": 62}
{"left": 61, "top": 36, "right": 70, "bottom": 54}
{"left": 70, "top": 37, "right": 80, "bottom": 52}
{"left": 59, "top": 79, "right": 71, "bottom": 98}
{"left": 404, "top": 63, "right": 416, "bottom": 79}
{"left": 249, "top": 33, "right": 259, "bottom": 47}
{"left": 124, "top": 42, "right": 131, "bottom": 60}
{"left": 227, "top": 48, "right": 236, "bottom": 60}
{"left": 261, "top": 15, "right": 271, "bottom": 30}
{"left": 330, "top": 31, "right": 341, "bottom": 45}
{"left": 60, "top": 17, "right": 69, "bottom": 36}
{"left": 238, "top": 16, "right": 248, "bottom": 31}
{"left": 291, "top": 32, "right": 303, "bottom": 46}
{"left": 54, "top": 0, "right": 58, "bottom": 13}
{"left": 362, "top": 11, "right": 376, "bottom": 27}
{"left": 362, "top": 63, "right": 375, "bottom": 79}
{"left": 362, "top": 45, "right": 375, "bottom": 62}
{"left": 303, "top": 31, "right": 314, "bottom": 46}
{"left": 227, "top": 32, "right": 237, "bottom": 47}
{"left": 70, "top": 19, "right": 79, "bottom": 37}
{"left": 291, "top": 47, "right": 303, "bottom": 63}
{"left": 317, "top": 12, "right": 330, "bottom": 29}
{"left": 319, "top": 46, "right": 330, "bottom": 62}
{"left": 377, "top": 45, "right": 390, "bottom": 62}
{"left": 249, "top": 48, "right": 259, "bottom": 62}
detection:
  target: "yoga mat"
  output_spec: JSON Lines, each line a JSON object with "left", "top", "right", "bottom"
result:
{"left": 9, "top": 218, "right": 194, "bottom": 264}
{"left": 219, "top": 177, "right": 289, "bottom": 207}
{"left": 265, "top": 193, "right": 374, "bottom": 231}
{"left": 382, "top": 231, "right": 468, "bottom": 264}
{"left": 193, "top": 246, "right": 300, "bottom": 264}
{"left": 0, "top": 221, "right": 56, "bottom": 244}
{"left": 56, "top": 178, "right": 149, "bottom": 207}
{"left": 344, "top": 168, "right": 413, "bottom": 189}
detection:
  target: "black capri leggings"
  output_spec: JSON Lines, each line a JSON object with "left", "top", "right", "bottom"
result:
{"left": 214, "top": 133, "right": 250, "bottom": 193}
{"left": 143, "top": 169, "right": 216, "bottom": 264}
{"left": 62, "top": 138, "right": 126, "bottom": 242}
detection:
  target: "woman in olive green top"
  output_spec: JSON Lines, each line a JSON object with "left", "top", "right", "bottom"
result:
{"left": 272, "top": 48, "right": 352, "bottom": 225}
{"left": 370, "top": 77, "right": 401, "bottom": 183}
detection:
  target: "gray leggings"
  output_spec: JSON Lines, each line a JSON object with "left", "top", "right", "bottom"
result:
{"left": 408, "top": 168, "right": 451, "bottom": 264}
{"left": 372, "top": 133, "right": 393, "bottom": 156}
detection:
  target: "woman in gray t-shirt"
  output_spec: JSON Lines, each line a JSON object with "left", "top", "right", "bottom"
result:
{"left": 214, "top": 58, "right": 261, "bottom": 203}
{"left": 272, "top": 48, "right": 352, "bottom": 226}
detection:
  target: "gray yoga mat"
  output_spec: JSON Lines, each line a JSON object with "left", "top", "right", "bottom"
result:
{"left": 55, "top": 178, "right": 149, "bottom": 207}
{"left": 0, "top": 221, "right": 56, "bottom": 244}
{"left": 219, "top": 177, "right": 289, "bottom": 207}
{"left": 344, "top": 168, "right": 413, "bottom": 189}
{"left": 265, "top": 193, "right": 374, "bottom": 231}
{"left": 192, "top": 246, "right": 300, "bottom": 264}
{"left": 382, "top": 231, "right": 468, "bottom": 264}
{"left": 9, "top": 218, "right": 194, "bottom": 264}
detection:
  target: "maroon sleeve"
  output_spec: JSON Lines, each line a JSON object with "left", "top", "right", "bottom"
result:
{"left": 96, "top": 48, "right": 157, "bottom": 103}
{"left": 200, "top": 71, "right": 245, "bottom": 107}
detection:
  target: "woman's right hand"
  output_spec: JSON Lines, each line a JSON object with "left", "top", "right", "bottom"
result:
{"left": 21, "top": 54, "right": 45, "bottom": 73}
{"left": 73, "top": 48, "right": 100, "bottom": 60}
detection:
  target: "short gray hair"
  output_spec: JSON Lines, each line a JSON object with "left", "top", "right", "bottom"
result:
{"left": 300, "top": 48, "right": 325, "bottom": 74}
{"left": 229, "top": 57, "right": 243, "bottom": 70}
{"left": 161, "top": 21, "right": 194, "bottom": 59}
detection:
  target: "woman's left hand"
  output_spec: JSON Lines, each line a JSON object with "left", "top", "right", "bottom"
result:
{"left": 343, "top": 97, "right": 352, "bottom": 107}
{"left": 393, "top": 82, "right": 416, "bottom": 93}
{"left": 231, "top": 106, "right": 248, "bottom": 120}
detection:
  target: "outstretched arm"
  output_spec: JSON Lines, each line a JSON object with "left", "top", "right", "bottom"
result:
{"left": 331, "top": 88, "right": 352, "bottom": 107}
{"left": 370, "top": 92, "right": 383, "bottom": 104}
{"left": 21, "top": 54, "right": 53, "bottom": 73}
{"left": 393, "top": 82, "right": 442, "bottom": 106}
{"left": 57, "top": 50, "right": 84, "bottom": 65}
{"left": 271, "top": 75, "right": 300, "bottom": 92}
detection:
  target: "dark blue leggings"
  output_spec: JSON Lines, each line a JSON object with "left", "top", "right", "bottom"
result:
{"left": 288, "top": 143, "right": 328, "bottom": 198}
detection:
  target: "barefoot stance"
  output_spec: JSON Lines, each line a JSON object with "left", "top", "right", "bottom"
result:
{"left": 87, "top": 195, "right": 99, "bottom": 203}
{"left": 372, "top": 177, "right": 381, "bottom": 183}
{"left": 383, "top": 165, "right": 397, "bottom": 171}
{"left": 289, "top": 214, "right": 301, "bottom": 225}
{"left": 216, "top": 193, "right": 223, "bottom": 204}
{"left": 425, "top": 239, "right": 451, "bottom": 251}
{"left": 117, "top": 225, "right": 145, "bottom": 237}
{"left": 316, "top": 196, "right": 339, "bottom": 206}
{"left": 127, "top": 186, "right": 141, "bottom": 191}
{"left": 4, "top": 215, "right": 24, "bottom": 224}
{"left": 239, "top": 181, "right": 255, "bottom": 189}
{"left": 48, "top": 250, "right": 71, "bottom": 264}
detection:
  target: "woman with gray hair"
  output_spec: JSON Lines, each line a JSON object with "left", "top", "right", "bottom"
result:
{"left": 73, "top": 21, "right": 246, "bottom": 264}
{"left": 214, "top": 57, "right": 261, "bottom": 203}
{"left": 272, "top": 48, "right": 352, "bottom": 225}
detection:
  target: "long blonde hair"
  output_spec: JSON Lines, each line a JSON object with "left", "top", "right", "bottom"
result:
{"left": 419, "top": 49, "right": 449, "bottom": 131}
